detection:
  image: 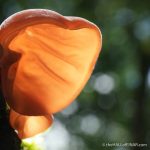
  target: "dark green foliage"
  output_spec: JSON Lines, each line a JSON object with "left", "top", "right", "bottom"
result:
{"left": 0, "top": 90, "right": 21, "bottom": 150}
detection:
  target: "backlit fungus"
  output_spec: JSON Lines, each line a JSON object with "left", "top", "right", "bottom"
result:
{"left": 0, "top": 9, "right": 102, "bottom": 139}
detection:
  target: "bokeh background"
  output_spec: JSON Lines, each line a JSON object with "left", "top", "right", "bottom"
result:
{"left": 0, "top": 0, "right": 150, "bottom": 150}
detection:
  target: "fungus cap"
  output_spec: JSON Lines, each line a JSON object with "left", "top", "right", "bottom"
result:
{"left": 0, "top": 9, "right": 102, "bottom": 138}
{"left": 10, "top": 109, "right": 53, "bottom": 139}
{"left": 0, "top": 9, "right": 102, "bottom": 115}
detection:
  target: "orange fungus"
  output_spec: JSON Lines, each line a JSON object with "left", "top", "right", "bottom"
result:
{"left": 0, "top": 9, "right": 102, "bottom": 139}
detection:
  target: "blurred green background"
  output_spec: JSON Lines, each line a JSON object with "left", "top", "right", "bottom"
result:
{"left": 0, "top": 0, "right": 150, "bottom": 150}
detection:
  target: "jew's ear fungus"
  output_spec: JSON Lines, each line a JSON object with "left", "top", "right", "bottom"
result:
{"left": 0, "top": 9, "right": 102, "bottom": 116}
{"left": 10, "top": 109, "right": 53, "bottom": 139}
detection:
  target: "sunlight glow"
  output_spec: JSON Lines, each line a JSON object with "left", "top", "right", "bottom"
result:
{"left": 44, "top": 120, "right": 70, "bottom": 150}
{"left": 80, "top": 114, "right": 101, "bottom": 135}
{"left": 93, "top": 74, "right": 115, "bottom": 94}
